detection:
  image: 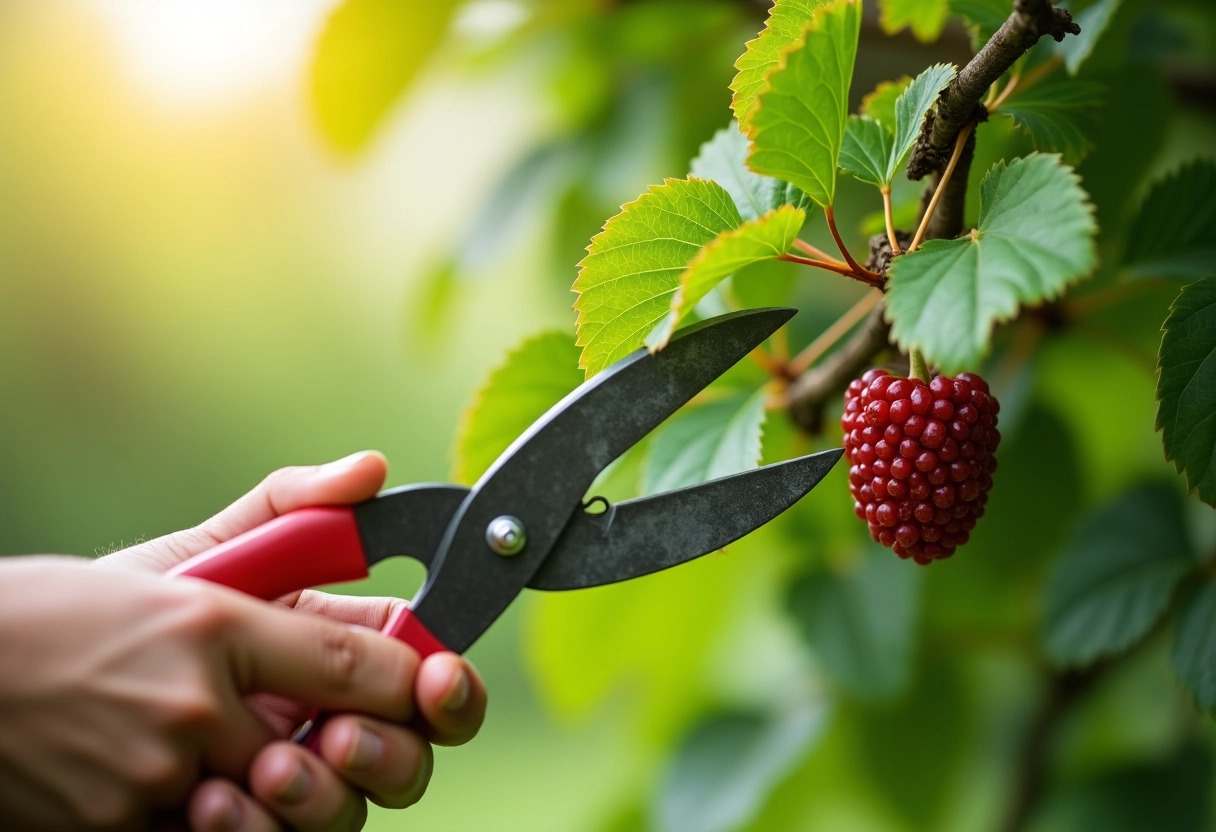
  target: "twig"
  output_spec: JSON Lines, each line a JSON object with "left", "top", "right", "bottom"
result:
{"left": 794, "top": 237, "right": 849, "bottom": 269}
{"left": 881, "top": 188, "right": 901, "bottom": 255}
{"left": 909, "top": 122, "right": 975, "bottom": 251}
{"left": 748, "top": 347, "right": 785, "bottom": 377}
{"left": 789, "top": 290, "right": 883, "bottom": 376}
{"left": 907, "top": 0, "right": 1080, "bottom": 181}
{"left": 778, "top": 253, "right": 885, "bottom": 289}
{"left": 825, "top": 206, "right": 876, "bottom": 278}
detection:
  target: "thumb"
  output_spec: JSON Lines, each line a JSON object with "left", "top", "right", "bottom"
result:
{"left": 104, "top": 451, "right": 388, "bottom": 573}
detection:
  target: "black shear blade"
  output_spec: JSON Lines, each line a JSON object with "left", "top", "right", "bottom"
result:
{"left": 411, "top": 307, "right": 796, "bottom": 652}
{"left": 531, "top": 448, "right": 843, "bottom": 590}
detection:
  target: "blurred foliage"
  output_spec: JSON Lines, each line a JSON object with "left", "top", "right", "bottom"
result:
{"left": 3, "top": 0, "right": 1216, "bottom": 830}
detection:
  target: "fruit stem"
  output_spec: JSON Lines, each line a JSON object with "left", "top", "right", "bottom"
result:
{"left": 789, "top": 289, "right": 883, "bottom": 376}
{"left": 908, "top": 122, "right": 974, "bottom": 253}
{"left": 909, "top": 349, "right": 932, "bottom": 383}
{"left": 777, "top": 253, "right": 885, "bottom": 289}
{"left": 825, "top": 205, "right": 877, "bottom": 279}
{"left": 881, "top": 187, "right": 901, "bottom": 255}
{"left": 793, "top": 237, "right": 849, "bottom": 269}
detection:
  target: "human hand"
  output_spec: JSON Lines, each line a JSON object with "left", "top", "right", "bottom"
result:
{"left": 0, "top": 452, "right": 485, "bottom": 831}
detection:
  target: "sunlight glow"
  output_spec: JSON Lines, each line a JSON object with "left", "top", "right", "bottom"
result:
{"left": 90, "top": 0, "right": 337, "bottom": 106}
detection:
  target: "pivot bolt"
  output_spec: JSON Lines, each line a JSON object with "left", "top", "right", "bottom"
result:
{"left": 486, "top": 515, "right": 526, "bottom": 556}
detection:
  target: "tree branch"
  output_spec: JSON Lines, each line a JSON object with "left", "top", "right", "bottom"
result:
{"left": 907, "top": 0, "right": 1080, "bottom": 181}
{"left": 784, "top": 0, "right": 1080, "bottom": 433}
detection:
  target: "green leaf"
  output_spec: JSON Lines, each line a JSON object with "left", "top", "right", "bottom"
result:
{"left": 642, "top": 388, "right": 769, "bottom": 495}
{"left": 1157, "top": 277, "right": 1216, "bottom": 505}
{"left": 654, "top": 705, "right": 827, "bottom": 832}
{"left": 886, "top": 153, "right": 1097, "bottom": 372}
{"left": 574, "top": 178, "right": 742, "bottom": 376}
{"left": 1173, "top": 582, "right": 1216, "bottom": 713}
{"left": 860, "top": 76, "right": 910, "bottom": 132}
{"left": 842, "top": 64, "right": 954, "bottom": 188}
{"left": 746, "top": 0, "right": 862, "bottom": 209}
{"left": 451, "top": 331, "right": 583, "bottom": 485}
{"left": 648, "top": 206, "right": 805, "bottom": 349}
{"left": 731, "top": 0, "right": 826, "bottom": 132}
{"left": 879, "top": 0, "right": 950, "bottom": 42}
{"left": 839, "top": 116, "right": 894, "bottom": 187}
{"left": 1055, "top": 0, "right": 1121, "bottom": 75}
{"left": 891, "top": 63, "right": 956, "bottom": 175}
{"left": 949, "top": 0, "right": 1009, "bottom": 48}
{"left": 690, "top": 123, "right": 809, "bottom": 222}
{"left": 1043, "top": 483, "right": 1193, "bottom": 666}
{"left": 310, "top": 0, "right": 458, "bottom": 154}
{"left": 1125, "top": 161, "right": 1216, "bottom": 280}
{"left": 1028, "top": 744, "right": 1214, "bottom": 832}
{"left": 786, "top": 548, "right": 922, "bottom": 699}
{"left": 1000, "top": 79, "right": 1104, "bottom": 166}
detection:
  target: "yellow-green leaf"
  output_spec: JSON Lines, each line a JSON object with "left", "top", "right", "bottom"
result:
{"left": 452, "top": 331, "right": 583, "bottom": 485}
{"left": 648, "top": 206, "right": 805, "bottom": 350}
{"left": 879, "top": 0, "right": 950, "bottom": 41}
{"left": 746, "top": 0, "right": 862, "bottom": 209}
{"left": 861, "top": 77, "right": 911, "bottom": 132}
{"left": 311, "top": 0, "right": 459, "bottom": 155}
{"left": 731, "top": 0, "right": 827, "bottom": 132}
{"left": 574, "top": 179, "right": 743, "bottom": 376}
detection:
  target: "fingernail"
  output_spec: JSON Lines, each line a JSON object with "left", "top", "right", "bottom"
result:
{"left": 346, "top": 726, "right": 384, "bottom": 771}
{"left": 442, "top": 665, "right": 469, "bottom": 712}
{"left": 319, "top": 451, "right": 369, "bottom": 477}
{"left": 210, "top": 791, "right": 242, "bottom": 832}
{"left": 274, "top": 761, "right": 312, "bottom": 805}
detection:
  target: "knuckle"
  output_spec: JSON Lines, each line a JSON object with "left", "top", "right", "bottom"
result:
{"left": 73, "top": 785, "right": 139, "bottom": 831}
{"left": 317, "top": 626, "right": 363, "bottom": 692}
{"left": 158, "top": 684, "right": 223, "bottom": 733}
{"left": 129, "top": 743, "right": 195, "bottom": 799}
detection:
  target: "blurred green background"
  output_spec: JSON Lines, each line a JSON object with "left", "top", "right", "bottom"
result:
{"left": 2, "top": 1, "right": 1216, "bottom": 830}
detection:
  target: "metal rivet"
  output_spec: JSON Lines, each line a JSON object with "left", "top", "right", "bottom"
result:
{"left": 485, "top": 515, "right": 526, "bottom": 556}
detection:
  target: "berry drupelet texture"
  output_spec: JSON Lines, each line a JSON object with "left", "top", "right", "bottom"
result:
{"left": 842, "top": 369, "right": 1001, "bottom": 564}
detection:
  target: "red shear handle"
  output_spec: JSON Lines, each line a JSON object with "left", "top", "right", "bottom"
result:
{"left": 167, "top": 506, "right": 370, "bottom": 600}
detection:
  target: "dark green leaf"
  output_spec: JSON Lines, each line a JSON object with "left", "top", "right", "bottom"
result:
{"left": 310, "top": 0, "right": 458, "bottom": 154}
{"left": 879, "top": 0, "right": 950, "bottom": 41}
{"left": 1000, "top": 79, "right": 1104, "bottom": 165}
{"left": 1043, "top": 483, "right": 1193, "bottom": 666}
{"left": 654, "top": 705, "right": 827, "bottom": 832}
{"left": 574, "top": 178, "right": 742, "bottom": 376}
{"left": 1158, "top": 277, "right": 1216, "bottom": 505}
{"left": 891, "top": 64, "right": 956, "bottom": 176}
{"left": 690, "top": 123, "right": 809, "bottom": 222}
{"left": 1027, "top": 744, "right": 1213, "bottom": 832}
{"left": 731, "top": 0, "right": 826, "bottom": 132}
{"left": 839, "top": 117, "right": 893, "bottom": 187}
{"left": 1173, "top": 582, "right": 1216, "bottom": 713}
{"left": 787, "top": 549, "right": 922, "bottom": 699}
{"left": 746, "top": 0, "right": 862, "bottom": 209}
{"left": 1125, "top": 161, "right": 1216, "bottom": 280}
{"left": 643, "top": 389, "right": 769, "bottom": 495}
{"left": 452, "top": 331, "right": 583, "bottom": 485}
{"left": 1055, "top": 0, "right": 1121, "bottom": 75}
{"left": 887, "top": 153, "right": 1098, "bottom": 372}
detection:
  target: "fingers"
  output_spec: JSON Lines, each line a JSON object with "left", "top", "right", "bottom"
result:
{"left": 413, "top": 653, "right": 487, "bottom": 747}
{"left": 188, "top": 778, "right": 281, "bottom": 832}
{"left": 108, "top": 452, "right": 388, "bottom": 572}
{"left": 225, "top": 597, "right": 417, "bottom": 721}
{"left": 313, "top": 716, "right": 433, "bottom": 810}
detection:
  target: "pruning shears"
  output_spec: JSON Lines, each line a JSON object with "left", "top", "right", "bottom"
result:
{"left": 168, "top": 307, "right": 841, "bottom": 744}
